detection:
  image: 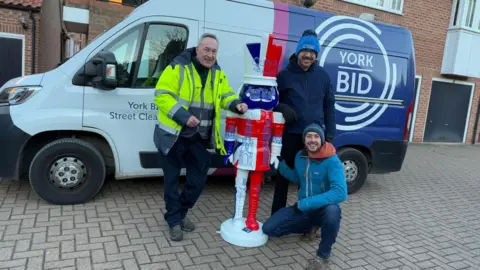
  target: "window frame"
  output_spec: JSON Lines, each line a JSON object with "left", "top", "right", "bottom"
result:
{"left": 131, "top": 22, "right": 189, "bottom": 89}
{"left": 409, "top": 75, "right": 422, "bottom": 142}
{"left": 101, "top": 23, "right": 144, "bottom": 88}
{"left": 340, "top": 0, "right": 404, "bottom": 15}
{"left": 76, "top": 20, "right": 190, "bottom": 89}
{"left": 449, "top": 0, "right": 480, "bottom": 33}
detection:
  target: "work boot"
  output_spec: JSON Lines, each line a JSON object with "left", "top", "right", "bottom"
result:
{"left": 180, "top": 217, "right": 195, "bottom": 232}
{"left": 169, "top": 225, "right": 183, "bottom": 241}
{"left": 307, "top": 257, "right": 330, "bottom": 270}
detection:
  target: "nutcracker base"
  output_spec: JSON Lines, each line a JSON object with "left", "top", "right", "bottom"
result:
{"left": 220, "top": 218, "right": 268, "bottom": 247}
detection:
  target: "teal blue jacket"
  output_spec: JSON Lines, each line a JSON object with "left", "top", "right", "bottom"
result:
{"left": 277, "top": 149, "right": 348, "bottom": 212}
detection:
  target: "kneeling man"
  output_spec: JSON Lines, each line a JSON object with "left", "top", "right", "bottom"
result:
{"left": 263, "top": 123, "right": 348, "bottom": 269}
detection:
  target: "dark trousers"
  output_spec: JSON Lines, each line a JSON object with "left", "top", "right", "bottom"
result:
{"left": 158, "top": 136, "right": 211, "bottom": 228}
{"left": 271, "top": 133, "right": 304, "bottom": 215}
{"left": 262, "top": 204, "right": 342, "bottom": 259}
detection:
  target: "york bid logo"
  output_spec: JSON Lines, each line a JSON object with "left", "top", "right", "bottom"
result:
{"left": 315, "top": 16, "right": 398, "bottom": 131}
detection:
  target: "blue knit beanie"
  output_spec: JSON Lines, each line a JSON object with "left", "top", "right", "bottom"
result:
{"left": 303, "top": 123, "right": 325, "bottom": 144}
{"left": 296, "top": 29, "right": 320, "bottom": 56}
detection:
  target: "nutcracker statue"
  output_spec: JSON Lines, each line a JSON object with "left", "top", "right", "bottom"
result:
{"left": 219, "top": 34, "right": 285, "bottom": 247}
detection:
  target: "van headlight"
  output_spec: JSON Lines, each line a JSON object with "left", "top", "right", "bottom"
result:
{"left": 0, "top": 86, "right": 42, "bottom": 105}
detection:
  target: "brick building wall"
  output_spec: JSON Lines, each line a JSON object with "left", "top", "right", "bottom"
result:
{"left": 64, "top": 0, "right": 134, "bottom": 43}
{"left": 0, "top": 7, "right": 41, "bottom": 75}
{"left": 277, "top": 0, "right": 480, "bottom": 144}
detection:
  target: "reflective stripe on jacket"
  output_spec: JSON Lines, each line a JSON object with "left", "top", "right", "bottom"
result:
{"left": 153, "top": 47, "right": 240, "bottom": 155}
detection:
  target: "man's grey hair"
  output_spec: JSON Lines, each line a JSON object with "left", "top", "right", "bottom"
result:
{"left": 198, "top": 33, "right": 219, "bottom": 48}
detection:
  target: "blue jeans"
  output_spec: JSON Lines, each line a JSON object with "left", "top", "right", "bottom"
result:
{"left": 262, "top": 204, "right": 341, "bottom": 259}
{"left": 157, "top": 136, "right": 211, "bottom": 228}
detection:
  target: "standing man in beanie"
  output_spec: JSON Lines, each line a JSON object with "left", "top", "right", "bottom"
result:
{"left": 263, "top": 123, "right": 347, "bottom": 269}
{"left": 154, "top": 33, "right": 248, "bottom": 241}
{"left": 271, "top": 29, "right": 337, "bottom": 215}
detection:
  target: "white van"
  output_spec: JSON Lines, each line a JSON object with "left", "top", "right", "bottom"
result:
{"left": 0, "top": 0, "right": 415, "bottom": 205}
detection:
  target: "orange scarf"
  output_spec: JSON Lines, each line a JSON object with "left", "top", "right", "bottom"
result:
{"left": 307, "top": 142, "right": 336, "bottom": 159}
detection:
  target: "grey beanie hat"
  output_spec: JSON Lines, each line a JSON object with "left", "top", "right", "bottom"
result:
{"left": 303, "top": 123, "right": 325, "bottom": 144}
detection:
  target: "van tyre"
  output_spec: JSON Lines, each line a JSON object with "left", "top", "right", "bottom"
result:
{"left": 29, "top": 138, "right": 106, "bottom": 205}
{"left": 337, "top": 147, "right": 368, "bottom": 195}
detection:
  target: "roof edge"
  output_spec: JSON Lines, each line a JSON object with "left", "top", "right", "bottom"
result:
{"left": 0, "top": 2, "right": 42, "bottom": 11}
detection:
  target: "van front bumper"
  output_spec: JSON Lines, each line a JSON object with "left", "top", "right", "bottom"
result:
{"left": 369, "top": 139, "right": 408, "bottom": 174}
{"left": 0, "top": 105, "right": 31, "bottom": 180}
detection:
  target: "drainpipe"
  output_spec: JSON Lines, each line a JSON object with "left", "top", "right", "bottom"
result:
{"left": 86, "top": 0, "right": 93, "bottom": 43}
{"left": 29, "top": 11, "right": 36, "bottom": 74}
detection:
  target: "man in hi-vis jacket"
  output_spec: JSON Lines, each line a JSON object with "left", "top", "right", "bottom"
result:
{"left": 153, "top": 33, "right": 248, "bottom": 241}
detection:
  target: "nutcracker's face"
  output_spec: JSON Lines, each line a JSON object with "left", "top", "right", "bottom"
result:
{"left": 240, "top": 84, "right": 279, "bottom": 110}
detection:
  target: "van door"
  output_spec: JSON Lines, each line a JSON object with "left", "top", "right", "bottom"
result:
{"left": 82, "top": 17, "right": 199, "bottom": 178}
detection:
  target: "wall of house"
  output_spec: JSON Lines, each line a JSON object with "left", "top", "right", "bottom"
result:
{"left": 277, "top": 0, "right": 480, "bottom": 144}
{"left": 64, "top": 0, "right": 134, "bottom": 43}
{"left": 0, "top": 7, "right": 41, "bottom": 75}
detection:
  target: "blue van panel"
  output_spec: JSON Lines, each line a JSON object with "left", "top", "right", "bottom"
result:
{"left": 285, "top": 4, "right": 414, "bottom": 57}
{"left": 272, "top": 2, "right": 415, "bottom": 174}
{"left": 322, "top": 46, "right": 410, "bottom": 141}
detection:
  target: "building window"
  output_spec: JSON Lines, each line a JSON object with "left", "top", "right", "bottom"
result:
{"left": 453, "top": 0, "right": 461, "bottom": 26}
{"left": 465, "top": 0, "right": 477, "bottom": 27}
{"left": 450, "top": 0, "right": 480, "bottom": 31}
{"left": 340, "top": 0, "right": 404, "bottom": 14}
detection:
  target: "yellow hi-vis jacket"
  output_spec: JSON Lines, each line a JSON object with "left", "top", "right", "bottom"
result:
{"left": 153, "top": 48, "right": 241, "bottom": 155}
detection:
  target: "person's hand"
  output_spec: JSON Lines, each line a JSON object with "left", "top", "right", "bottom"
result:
{"left": 186, "top": 116, "right": 200, "bottom": 127}
{"left": 236, "top": 103, "right": 248, "bottom": 114}
{"left": 270, "top": 156, "right": 280, "bottom": 169}
{"left": 223, "top": 155, "right": 230, "bottom": 165}
{"left": 224, "top": 154, "right": 234, "bottom": 165}
{"left": 279, "top": 105, "right": 298, "bottom": 124}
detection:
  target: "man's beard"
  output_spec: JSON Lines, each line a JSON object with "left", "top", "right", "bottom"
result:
{"left": 307, "top": 143, "right": 321, "bottom": 153}
{"left": 299, "top": 57, "right": 314, "bottom": 69}
{"left": 301, "top": 56, "right": 314, "bottom": 62}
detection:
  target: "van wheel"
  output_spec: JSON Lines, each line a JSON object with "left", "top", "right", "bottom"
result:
{"left": 29, "top": 138, "right": 106, "bottom": 205}
{"left": 337, "top": 147, "right": 368, "bottom": 195}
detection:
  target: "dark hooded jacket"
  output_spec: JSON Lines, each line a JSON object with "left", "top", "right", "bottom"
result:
{"left": 276, "top": 53, "right": 336, "bottom": 138}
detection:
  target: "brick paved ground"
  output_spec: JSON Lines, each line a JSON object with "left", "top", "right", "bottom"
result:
{"left": 1, "top": 144, "right": 480, "bottom": 270}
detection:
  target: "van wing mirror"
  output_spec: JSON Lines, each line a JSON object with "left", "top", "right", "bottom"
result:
{"left": 72, "top": 51, "right": 118, "bottom": 90}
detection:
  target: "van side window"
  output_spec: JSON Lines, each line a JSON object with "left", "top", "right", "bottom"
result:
{"left": 102, "top": 24, "right": 143, "bottom": 88}
{"left": 134, "top": 24, "right": 188, "bottom": 88}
